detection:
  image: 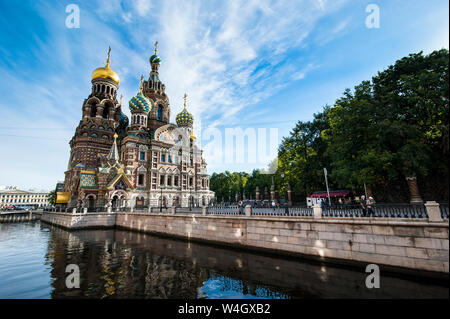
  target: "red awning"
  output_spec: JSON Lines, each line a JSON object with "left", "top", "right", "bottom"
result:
{"left": 310, "top": 191, "right": 350, "bottom": 198}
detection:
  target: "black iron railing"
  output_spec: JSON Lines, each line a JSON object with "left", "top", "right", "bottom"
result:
{"left": 207, "top": 206, "right": 240, "bottom": 215}
{"left": 323, "top": 203, "right": 428, "bottom": 218}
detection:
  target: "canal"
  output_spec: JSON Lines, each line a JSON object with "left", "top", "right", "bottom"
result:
{"left": 0, "top": 221, "right": 447, "bottom": 299}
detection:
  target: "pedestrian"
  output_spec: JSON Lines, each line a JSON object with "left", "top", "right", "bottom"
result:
{"left": 271, "top": 200, "right": 276, "bottom": 211}
{"left": 367, "top": 196, "right": 376, "bottom": 217}
{"left": 320, "top": 198, "right": 325, "bottom": 210}
{"left": 360, "top": 195, "right": 367, "bottom": 217}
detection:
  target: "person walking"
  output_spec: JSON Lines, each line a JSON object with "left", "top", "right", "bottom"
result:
{"left": 320, "top": 198, "right": 325, "bottom": 210}
{"left": 271, "top": 200, "right": 276, "bottom": 211}
{"left": 367, "top": 196, "right": 376, "bottom": 217}
{"left": 360, "top": 195, "right": 367, "bottom": 217}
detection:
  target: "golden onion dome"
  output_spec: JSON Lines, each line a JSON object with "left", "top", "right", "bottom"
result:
{"left": 91, "top": 47, "right": 120, "bottom": 84}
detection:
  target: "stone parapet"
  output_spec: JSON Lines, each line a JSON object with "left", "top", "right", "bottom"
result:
{"left": 41, "top": 211, "right": 449, "bottom": 273}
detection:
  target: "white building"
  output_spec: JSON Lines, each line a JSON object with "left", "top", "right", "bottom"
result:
{"left": 0, "top": 187, "right": 50, "bottom": 208}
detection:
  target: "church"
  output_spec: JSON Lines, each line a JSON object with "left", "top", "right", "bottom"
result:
{"left": 56, "top": 43, "right": 214, "bottom": 210}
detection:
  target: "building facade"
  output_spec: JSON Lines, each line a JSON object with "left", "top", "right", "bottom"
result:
{"left": 0, "top": 186, "right": 50, "bottom": 208}
{"left": 57, "top": 45, "right": 214, "bottom": 209}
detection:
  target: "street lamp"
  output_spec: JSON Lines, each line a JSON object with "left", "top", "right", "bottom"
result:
{"left": 281, "top": 172, "right": 289, "bottom": 215}
{"left": 160, "top": 186, "right": 165, "bottom": 212}
{"left": 189, "top": 186, "right": 193, "bottom": 211}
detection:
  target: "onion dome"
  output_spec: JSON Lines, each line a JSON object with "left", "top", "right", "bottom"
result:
{"left": 176, "top": 93, "right": 194, "bottom": 126}
{"left": 92, "top": 47, "right": 120, "bottom": 84}
{"left": 149, "top": 40, "right": 161, "bottom": 64}
{"left": 150, "top": 54, "right": 161, "bottom": 64}
{"left": 129, "top": 91, "right": 151, "bottom": 113}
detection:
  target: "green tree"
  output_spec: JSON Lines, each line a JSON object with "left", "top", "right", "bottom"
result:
{"left": 47, "top": 190, "right": 56, "bottom": 206}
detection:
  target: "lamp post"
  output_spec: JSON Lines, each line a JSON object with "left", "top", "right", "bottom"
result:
{"left": 189, "top": 186, "right": 193, "bottom": 211}
{"left": 281, "top": 172, "right": 289, "bottom": 215}
{"left": 160, "top": 186, "right": 165, "bottom": 212}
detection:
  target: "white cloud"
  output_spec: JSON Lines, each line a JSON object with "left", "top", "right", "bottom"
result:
{"left": 0, "top": 0, "right": 350, "bottom": 188}
{"left": 133, "top": 0, "right": 152, "bottom": 16}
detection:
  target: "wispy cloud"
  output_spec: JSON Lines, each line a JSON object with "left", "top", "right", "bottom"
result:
{"left": 4, "top": 0, "right": 444, "bottom": 188}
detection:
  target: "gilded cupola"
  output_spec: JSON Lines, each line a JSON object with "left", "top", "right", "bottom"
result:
{"left": 91, "top": 47, "right": 120, "bottom": 85}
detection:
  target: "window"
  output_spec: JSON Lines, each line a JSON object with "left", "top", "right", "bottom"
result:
{"left": 161, "top": 154, "right": 165, "bottom": 162}
{"left": 167, "top": 176, "right": 172, "bottom": 186}
{"left": 140, "top": 152, "right": 145, "bottom": 161}
{"left": 174, "top": 176, "right": 179, "bottom": 186}
{"left": 160, "top": 175, "right": 165, "bottom": 185}
{"left": 157, "top": 105, "right": 163, "bottom": 120}
{"left": 168, "top": 155, "right": 172, "bottom": 163}
{"left": 189, "top": 177, "right": 193, "bottom": 186}
{"left": 138, "top": 174, "right": 144, "bottom": 186}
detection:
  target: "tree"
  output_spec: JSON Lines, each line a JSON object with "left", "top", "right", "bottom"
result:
{"left": 47, "top": 190, "right": 56, "bottom": 206}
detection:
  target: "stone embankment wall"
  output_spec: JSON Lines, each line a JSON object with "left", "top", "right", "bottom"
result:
{"left": 41, "top": 211, "right": 449, "bottom": 273}
{"left": 41, "top": 212, "right": 116, "bottom": 229}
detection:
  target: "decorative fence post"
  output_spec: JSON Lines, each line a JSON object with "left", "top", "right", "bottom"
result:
{"left": 202, "top": 206, "right": 207, "bottom": 215}
{"left": 313, "top": 204, "right": 322, "bottom": 219}
{"left": 425, "top": 201, "right": 443, "bottom": 222}
{"left": 171, "top": 206, "right": 176, "bottom": 214}
{"left": 245, "top": 205, "right": 252, "bottom": 217}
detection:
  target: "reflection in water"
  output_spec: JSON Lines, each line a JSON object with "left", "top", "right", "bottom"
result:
{"left": 0, "top": 222, "right": 448, "bottom": 299}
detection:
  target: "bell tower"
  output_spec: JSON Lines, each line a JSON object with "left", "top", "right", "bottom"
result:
{"left": 144, "top": 41, "right": 171, "bottom": 131}
{"left": 63, "top": 47, "right": 123, "bottom": 196}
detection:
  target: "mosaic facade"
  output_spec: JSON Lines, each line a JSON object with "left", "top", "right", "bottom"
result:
{"left": 59, "top": 44, "right": 214, "bottom": 209}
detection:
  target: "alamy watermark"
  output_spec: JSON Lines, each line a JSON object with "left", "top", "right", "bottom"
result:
{"left": 65, "top": 264, "right": 80, "bottom": 288}
{"left": 365, "top": 264, "right": 380, "bottom": 289}
{"left": 365, "top": 4, "right": 380, "bottom": 29}
{"left": 65, "top": 4, "right": 80, "bottom": 29}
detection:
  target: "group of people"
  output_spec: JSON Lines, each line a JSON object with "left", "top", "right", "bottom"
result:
{"left": 316, "top": 195, "right": 376, "bottom": 217}
{"left": 360, "top": 195, "right": 376, "bottom": 217}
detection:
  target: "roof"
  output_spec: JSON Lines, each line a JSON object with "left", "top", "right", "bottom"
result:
{"left": 0, "top": 189, "right": 49, "bottom": 194}
{"left": 310, "top": 190, "right": 351, "bottom": 198}
{"left": 106, "top": 173, "right": 134, "bottom": 190}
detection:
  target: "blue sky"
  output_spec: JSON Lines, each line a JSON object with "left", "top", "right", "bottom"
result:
{"left": 0, "top": 0, "right": 448, "bottom": 191}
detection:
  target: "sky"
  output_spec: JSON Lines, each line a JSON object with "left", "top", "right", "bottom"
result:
{"left": 0, "top": 0, "right": 448, "bottom": 191}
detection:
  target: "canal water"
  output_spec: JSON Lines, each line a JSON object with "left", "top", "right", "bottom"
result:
{"left": 0, "top": 221, "right": 447, "bottom": 299}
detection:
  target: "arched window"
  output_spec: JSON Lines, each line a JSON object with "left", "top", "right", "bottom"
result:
{"left": 103, "top": 105, "right": 109, "bottom": 119}
{"left": 157, "top": 105, "right": 163, "bottom": 120}
{"left": 137, "top": 115, "right": 140, "bottom": 124}
{"left": 90, "top": 105, "right": 97, "bottom": 117}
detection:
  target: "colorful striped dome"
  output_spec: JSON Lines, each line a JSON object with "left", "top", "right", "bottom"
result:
{"left": 176, "top": 108, "right": 194, "bottom": 126}
{"left": 150, "top": 54, "right": 161, "bottom": 64}
{"left": 129, "top": 92, "right": 151, "bottom": 113}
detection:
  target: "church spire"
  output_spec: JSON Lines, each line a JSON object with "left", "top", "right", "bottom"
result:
{"left": 106, "top": 46, "right": 111, "bottom": 67}
{"left": 107, "top": 133, "right": 119, "bottom": 162}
